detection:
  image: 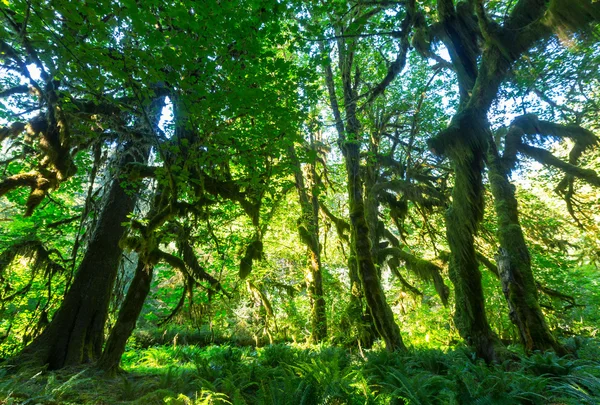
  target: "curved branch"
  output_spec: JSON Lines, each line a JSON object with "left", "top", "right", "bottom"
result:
{"left": 518, "top": 143, "right": 600, "bottom": 187}
{"left": 378, "top": 246, "right": 449, "bottom": 305}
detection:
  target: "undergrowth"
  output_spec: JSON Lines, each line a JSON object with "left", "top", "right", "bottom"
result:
{"left": 0, "top": 338, "right": 599, "bottom": 404}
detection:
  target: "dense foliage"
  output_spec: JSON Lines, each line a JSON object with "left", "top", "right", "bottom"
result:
{"left": 1, "top": 0, "right": 599, "bottom": 403}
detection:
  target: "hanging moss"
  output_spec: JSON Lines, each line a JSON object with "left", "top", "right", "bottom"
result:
{"left": 379, "top": 247, "right": 450, "bottom": 306}
{"left": 546, "top": 0, "right": 600, "bottom": 39}
{"left": 0, "top": 240, "right": 65, "bottom": 279}
{"left": 0, "top": 172, "right": 58, "bottom": 217}
{"left": 239, "top": 240, "right": 263, "bottom": 279}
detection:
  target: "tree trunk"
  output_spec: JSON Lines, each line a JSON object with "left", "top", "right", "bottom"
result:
{"left": 344, "top": 140, "right": 406, "bottom": 352}
{"left": 289, "top": 145, "right": 327, "bottom": 343}
{"left": 320, "top": 36, "right": 405, "bottom": 351}
{"left": 430, "top": 111, "right": 507, "bottom": 362}
{"left": 19, "top": 143, "right": 148, "bottom": 369}
{"left": 444, "top": 150, "right": 506, "bottom": 362}
{"left": 98, "top": 260, "right": 154, "bottom": 374}
{"left": 345, "top": 248, "right": 375, "bottom": 348}
{"left": 487, "top": 143, "right": 565, "bottom": 354}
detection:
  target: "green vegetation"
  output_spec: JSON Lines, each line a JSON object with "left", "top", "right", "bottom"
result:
{"left": 2, "top": 341, "right": 600, "bottom": 404}
{"left": 1, "top": 0, "right": 600, "bottom": 403}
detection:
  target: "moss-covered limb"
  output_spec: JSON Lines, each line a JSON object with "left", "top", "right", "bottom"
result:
{"left": 124, "top": 162, "right": 158, "bottom": 180}
{"left": 511, "top": 114, "right": 599, "bottom": 147}
{"left": 26, "top": 114, "right": 76, "bottom": 182}
{"left": 0, "top": 171, "right": 58, "bottom": 217}
{"left": 156, "top": 250, "right": 187, "bottom": 275}
{"left": 0, "top": 240, "right": 66, "bottom": 281}
{"left": 177, "top": 237, "right": 231, "bottom": 299}
{"left": 0, "top": 40, "right": 43, "bottom": 95}
{"left": 546, "top": 0, "right": 600, "bottom": 34}
{"left": 536, "top": 284, "right": 577, "bottom": 306}
{"left": 427, "top": 109, "right": 488, "bottom": 158}
{"left": 0, "top": 172, "right": 43, "bottom": 196}
{"left": 239, "top": 240, "right": 263, "bottom": 279}
{"left": 377, "top": 154, "right": 406, "bottom": 177}
{"left": 0, "top": 84, "right": 29, "bottom": 98}
{"left": 387, "top": 256, "right": 424, "bottom": 298}
{"left": 319, "top": 201, "right": 350, "bottom": 242}
{"left": 157, "top": 278, "right": 190, "bottom": 327}
{"left": 380, "top": 192, "right": 409, "bottom": 241}
{"left": 556, "top": 140, "right": 589, "bottom": 194}
{"left": 372, "top": 179, "right": 445, "bottom": 206}
{"left": 518, "top": 143, "right": 600, "bottom": 187}
{"left": 475, "top": 251, "right": 500, "bottom": 277}
{"left": 146, "top": 204, "right": 177, "bottom": 234}
{"left": 0, "top": 121, "right": 26, "bottom": 141}
{"left": 487, "top": 141, "right": 565, "bottom": 354}
{"left": 471, "top": 1, "right": 600, "bottom": 114}
{"left": 378, "top": 246, "right": 449, "bottom": 305}
{"left": 246, "top": 281, "right": 276, "bottom": 326}
{"left": 0, "top": 116, "right": 76, "bottom": 214}
{"left": 501, "top": 126, "right": 524, "bottom": 171}
{"left": 202, "top": 174, "right": 261, "bottom": 226}
{"left": 508, "top": 115, "right": 599, "bottom": 214}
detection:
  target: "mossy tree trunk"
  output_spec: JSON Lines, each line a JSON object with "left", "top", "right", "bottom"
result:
{"left": 19, "top": 142, "right": 149, "bottom": 369}
{"left": 344, "top": 138, "right": 405, "bottom": 351}
{"left": 487, "top": 142, "right": 566, "bottom": 354}
{"left": 97, "top": 260, "right": 154, "bottom": 374}
{"left": 440, "top": 119, "right": 506, "bottom": 362}
{"left": 289, "top": 143, "right": 327, "bottom": 343}
{"left": 321, "top": 28, "right": 407, "bottom": 350}
{"left": 426, "top": 0, "right": 590, "bottom": 359}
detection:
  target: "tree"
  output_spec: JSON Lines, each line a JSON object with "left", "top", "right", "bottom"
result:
{"left": 426, "top": 0, "right": 599, "bottom": 360}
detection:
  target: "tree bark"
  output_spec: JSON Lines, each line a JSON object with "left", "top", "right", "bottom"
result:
{"left": 19, "top": 143, "right": 148, "bottom": 369}
{"left": 487, "top": 143, "right": 566, "bottom": 354}
{"left": 321, "top": 37, "right": 406, "bottom": 351}
{"left": 441, "top": 121, "right": 506, "bottom": 362}
{"left": 97, "top": 260, "right": 154, "bottom": 374}
{"left": 428, "top": 0, "right": 577, "bottom": 360}
{"left": 344, "top": 139, "right": 406, "bottom": 352}
{"left": 289, "top": 145, "right": 327, "bottom": 343}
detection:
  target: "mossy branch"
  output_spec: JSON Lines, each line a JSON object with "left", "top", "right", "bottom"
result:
{"left": 319, "top": 201, "right": 350, "bottom": 242}
{"left": 0, "top": 240, "right": 66, "bottom": 279}
{"left": 0, "top": 172, "right": 57, "bottom": 216}
{"left": 0, "top": 122, "right": 26, "bottom": 141}
{"left": 518, "top": 144, "right": 600, "bottom": 187}
{"left": 372, "top": 179, "right": 445, "bottom": 207}
{"left": 177, "top": 237, "right": 231, "bottom": 299}
{"left": 387, "top": 256, "right": 423, "bottom": 298}
{"left": 157, "top": 277, "right": 191, "bottom": 327}
{"left": 476, "top": 251, "right": 578, "bottom": 306}
{"left": 511, "top": 114, "right": 598, "bottom": 147}
{"left": 246, "top": 281, "right": 276, "bottom": 321}
{"left": 239, "top": 240, "right": 263, "bottom": 279}
{"left": 378, "top": 247, "right": 449, "bottom": 305}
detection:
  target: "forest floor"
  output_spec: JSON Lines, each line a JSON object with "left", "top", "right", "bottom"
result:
{"left": 1, "top": 338, "right": 599, "bottom": 404}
